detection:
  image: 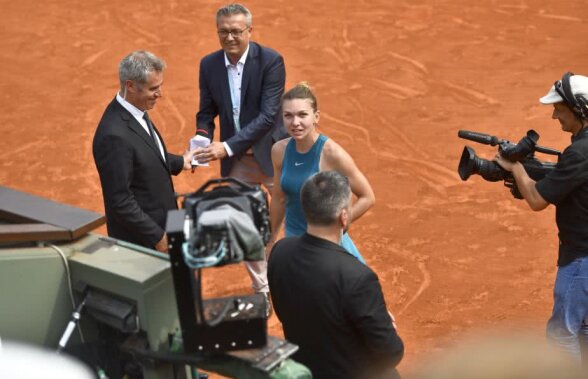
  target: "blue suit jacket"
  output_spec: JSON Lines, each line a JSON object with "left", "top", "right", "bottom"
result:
{"left": 196, "top": 42, "right": 287, "bottom": 177}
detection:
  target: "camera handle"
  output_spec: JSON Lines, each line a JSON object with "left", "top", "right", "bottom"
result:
{"left": 458, "top": 129, "right": 561, "bottom": 157}
{"left": 503, "top": 179, "right": 523, "bottom": 199}
{"left": 175, "top": 177, "right": 259, "bottom": 201}
{"left": 189, "top": 177, "right": 258, "bottom": 197}
{"left": 535, "top": 145, "right": 561, "bottom": 157}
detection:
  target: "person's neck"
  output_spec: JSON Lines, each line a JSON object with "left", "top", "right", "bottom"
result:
{"left": 306, "top": 224, "right": 341, "bottom": 244}
{"left": 117, "top": 91, "right": 145, "bottom": 112}
{"left": 573, "top": 123, "right": 588, "bottom": 137}
{"left": 227, "top": 52, "right": 244, "bottom": 65}
{"left": 295, "top": 131, "right": 320, "bottom": 153}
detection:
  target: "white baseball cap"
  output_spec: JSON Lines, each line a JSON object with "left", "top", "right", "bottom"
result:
{"left": 539, "top": 74, "right": 588, "bottom": 104}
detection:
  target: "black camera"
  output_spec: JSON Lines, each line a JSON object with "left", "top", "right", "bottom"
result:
{"left": 457, "top": 130, "right": 560, "bottom": 198}
{"left": 166, "top": 177, "right": 273, "bottom": 353}
{"left": 181, "top": 177, "right": 271, "bottom": 268}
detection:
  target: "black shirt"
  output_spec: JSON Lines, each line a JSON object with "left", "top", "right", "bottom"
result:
{"left": 536, "top": 128, "right": 588, "bottom": 266}
{"left": 268, "top": 233, "right": 404, "bottom": 378}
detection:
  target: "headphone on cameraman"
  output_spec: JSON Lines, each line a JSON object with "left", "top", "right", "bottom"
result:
{"left": 555, "top": 72, "right": 588, "bottom": 120}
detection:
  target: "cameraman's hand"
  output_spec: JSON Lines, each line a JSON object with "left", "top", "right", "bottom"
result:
{"left": 494, "top": 153, "right": 519, "bottom": 172}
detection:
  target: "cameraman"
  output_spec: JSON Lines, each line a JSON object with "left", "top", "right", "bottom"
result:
{"left": 495, "top": 73, "right": 588, "bottom": 366}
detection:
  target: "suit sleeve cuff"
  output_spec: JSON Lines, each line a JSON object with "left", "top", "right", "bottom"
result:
{"left": 223, "top": 142, "right": 234, "bottom": 157}
{"left": 196, "top": 129, "right": 209, "bottom": 138}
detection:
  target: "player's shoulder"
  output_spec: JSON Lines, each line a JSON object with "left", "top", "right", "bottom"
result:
{"left": 273, "top": 137, "right": 291, "bottom": 149}
{"left": 322, "top": 137, "right": 351, "bottom": 163}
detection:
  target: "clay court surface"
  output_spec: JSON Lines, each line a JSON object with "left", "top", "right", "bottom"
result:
{"left": 2, "top": 0, "right": 588, "bottom": 376}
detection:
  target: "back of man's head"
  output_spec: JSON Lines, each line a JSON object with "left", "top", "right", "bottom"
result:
{"left": 301, "top": 171, "right": 351, "bottom": 227}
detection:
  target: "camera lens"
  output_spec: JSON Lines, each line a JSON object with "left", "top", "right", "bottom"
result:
{"left": 458, "top": 146, "right": 508, "bottom": 182}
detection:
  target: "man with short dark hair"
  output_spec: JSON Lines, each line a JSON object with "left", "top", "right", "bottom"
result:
{"left": 93, "top": 50, "right": 196, "bottom": 252}
{"left": 495, "top": 72, "right": 588, "bottom": 366}
{"left": 193, "top": 3, "right": 286, "bottom": 296}
{"left": 268, "top": 171, "right": 404, "bottom": 378}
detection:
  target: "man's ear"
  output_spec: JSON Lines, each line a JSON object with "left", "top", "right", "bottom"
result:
{"left": 124, "top": 79, "right": 137, "bottom": 95}
{"left": 339, "top": 207, "right": 349, "bottom": 228}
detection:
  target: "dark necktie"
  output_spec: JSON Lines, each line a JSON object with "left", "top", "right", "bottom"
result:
{"left": 143, "top": 112, "right": 163, "bottom": 157}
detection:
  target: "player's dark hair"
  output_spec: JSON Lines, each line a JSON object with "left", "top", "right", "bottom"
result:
{"left": 282, "top": 82, "right": 318, "bottom": 112}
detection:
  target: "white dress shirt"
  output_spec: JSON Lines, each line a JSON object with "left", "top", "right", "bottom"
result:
{"left": 222, "top": 44, "right": 250, "bottom": 157}
{"left": 116, "top": 92, "right": 166, "bottom": 160}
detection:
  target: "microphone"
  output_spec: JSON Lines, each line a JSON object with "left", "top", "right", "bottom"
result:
{"left": 458, "top": 130, "right": 503, "bottom": 146}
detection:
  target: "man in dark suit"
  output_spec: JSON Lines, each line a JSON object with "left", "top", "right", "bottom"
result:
{"left": 193, "top": 3, "right": 286, "bottom": 295}
{"left": 268, "top": 171, "right": 404, "bottom": 378}
{"left": 93, "top": 50, "right": 196, "bottom": 252}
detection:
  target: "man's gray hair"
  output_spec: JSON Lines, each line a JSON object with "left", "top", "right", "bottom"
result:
{"left": 118, "top": 50, "right": 166, "bottom": 90}
{"left": 301, "top": 171, "right": 351, "bottom": 226}
{"left": 216, "top": 3, "right": 252, "bottom": 26}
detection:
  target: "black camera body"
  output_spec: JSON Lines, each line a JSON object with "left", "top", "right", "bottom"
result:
{"left": 166, "top": 177, "right": 272, "bottom": 353}
{"left": 181, "top": 177, "right": 271, "bottom": 267}
{"left": 458, "top": 130, "right": 560, "bottom": 199}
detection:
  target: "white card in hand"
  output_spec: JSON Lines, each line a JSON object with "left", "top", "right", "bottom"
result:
{"left": 189, "top": 135, "right": 210, "bottom": 166}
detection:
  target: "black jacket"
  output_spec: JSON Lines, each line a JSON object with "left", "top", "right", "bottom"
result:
{"left": 93, "top": 98, "right": 184, "bottom": 248}
{"left": 268, "top": 233, "right": 404, "bottom": 378}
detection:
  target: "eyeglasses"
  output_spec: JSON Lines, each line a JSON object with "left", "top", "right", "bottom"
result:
{"left": 217, "top": 26, "right": 250, "bottom": 38}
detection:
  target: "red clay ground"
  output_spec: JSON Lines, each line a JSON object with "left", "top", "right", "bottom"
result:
{"left": 2, "top": 0, "right": 588, "bottom": 376}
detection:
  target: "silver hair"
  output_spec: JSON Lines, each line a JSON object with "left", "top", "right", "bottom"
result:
{"left": 118, "top": 50, "right": 166, "bottom": 91}
{"left": 216, "top": 3, "right": 252, "bottom": 27}
{"left": 301, "top": 171, "right": 351, "bottom": 226}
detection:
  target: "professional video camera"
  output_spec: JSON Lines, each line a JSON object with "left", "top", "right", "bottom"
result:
{"left": 181, "top": 177, "right": 271, "bottom": 268}
{"left": 167, "top": 177, "right": 273, "bottom": 353}
{"left": 457, "top": 129, "right": 561, "bottom": 198}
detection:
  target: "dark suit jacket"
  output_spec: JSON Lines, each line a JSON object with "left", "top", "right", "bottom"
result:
{"left": 196, "top": 41, "right": 287, "bottom": 177}
{"left": 268, "top": 234, "right": 404, "bottom": 379}
{"left": 93, "top": 98, "right": 184, "bottom": 248}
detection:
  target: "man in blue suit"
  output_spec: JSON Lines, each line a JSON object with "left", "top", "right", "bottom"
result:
{"left": 193, "top": 3, "right": 286, "bottom": 298}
